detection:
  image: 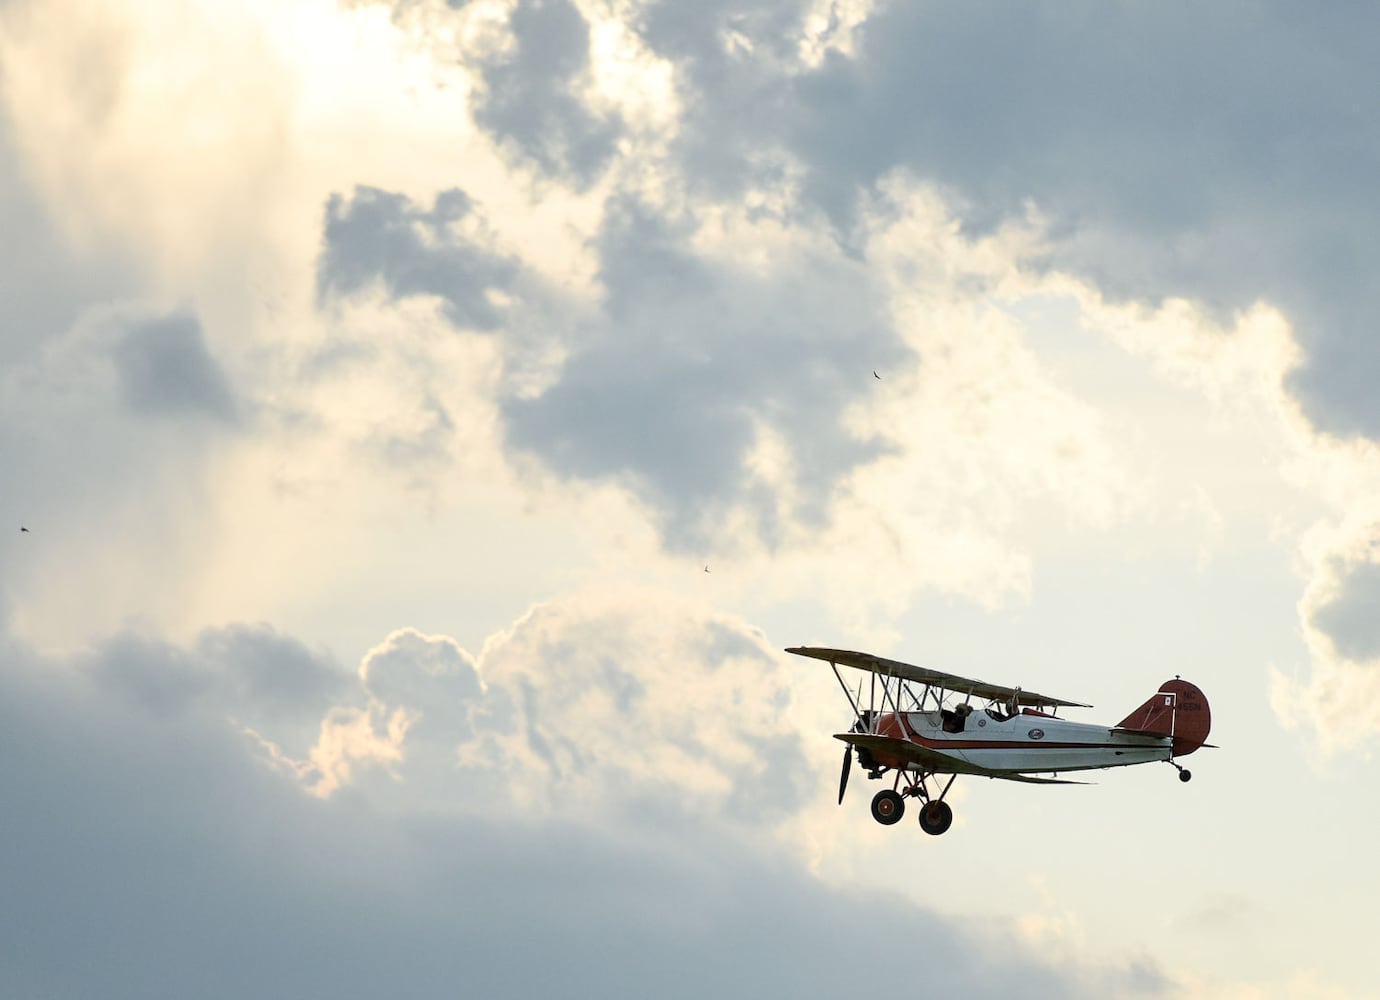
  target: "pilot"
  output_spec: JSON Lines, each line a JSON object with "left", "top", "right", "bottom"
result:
{"left": 943, "top": 703, "right": 973, "bottom": 733}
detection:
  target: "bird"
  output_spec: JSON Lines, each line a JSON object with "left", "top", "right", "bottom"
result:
{"left": 873, "top": 370, "right": 881, "bottom": 380}
{"left": 19, "top": 526, "right": 29, "bottom": 533}
{"left": 704, "top": 565, "right": 710, "bottom": 573}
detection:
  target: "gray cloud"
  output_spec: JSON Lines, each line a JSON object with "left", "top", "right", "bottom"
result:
{"left": 1312, "top": 561, "right": 1380, "bottom": 662}
{"left": 1, "top": 302, "right": 244, "bottom": 605}
{"left": 113, "top": 310, "right": 239, "bottom": 423}
{"left": 611, "top": 2, "right": 1380, "bottom": 438}
{"left": 318, "top": 186, "right": 516, "bottom": 330}
{"left": 314, "top": 184, "right": 907, "bottom": 553}
{"left": 636, "top": 0, "right": 812, "bottom": 201}
{"left": 82, "top": 624, "right": 349, "bottom": 762}
{"left": 325, "top": 5, "right": 1380, "bottom": 559}
{"left": 501, "top": 196, "right": 906, "bottom": 551}
{"left": 195, "top": 623, "right": 351, "bottom": 725}
{"left": 0, "top": 621, "right": 1166, "bottom": 999}
{"left": 471, "top": 0, "right": 620, "bottom": 186}
{"left": 777, "top": 3, "right": 1380, "bottom": 436}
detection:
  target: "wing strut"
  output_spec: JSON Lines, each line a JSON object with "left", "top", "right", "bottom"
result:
{"left": 830, "top": 662, "right": 862, "bottom": 721}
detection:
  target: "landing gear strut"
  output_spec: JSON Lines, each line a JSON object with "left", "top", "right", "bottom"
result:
{"left": 900, "top": 773, "right": 956, "bottom": 836}
{"left": 1170, "top": 761, "right": 1192, "bottom": 783}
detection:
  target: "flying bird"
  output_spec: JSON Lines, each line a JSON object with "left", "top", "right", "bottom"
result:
{"left": 704, "top": 565, "right": 710, "bottom": 573}
{"left": 873, "top": 370, "right": 881, "bottom": 380}
{"left": 19, "top": 526, "right": 29, "bottom": 533}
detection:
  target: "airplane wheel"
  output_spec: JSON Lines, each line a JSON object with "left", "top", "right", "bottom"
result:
{"left": 1179, "top": 769, "right": 1192, "bottom": 783}
{"left": 919, "top": 800, "right": 953, "bottom": 836}
{"left": 871, "top": 789, "right": 905, "bottom": 825}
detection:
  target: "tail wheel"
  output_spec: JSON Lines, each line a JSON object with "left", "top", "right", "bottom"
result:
{"left": 1178, "top": 769, "right": 1192, "bottom": 783}
{"left": 870, "top": 789, "right": 905, "bottom": 825}
{"left": 918, "top": 800, "right": 953, "bottom": 836}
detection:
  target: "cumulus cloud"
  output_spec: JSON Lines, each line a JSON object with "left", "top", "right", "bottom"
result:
{"left": 251, "top": 592, "right": 815, "bottom": 821}
{"left": 0, "top": 603, "right": 1166, "bottom": 1000}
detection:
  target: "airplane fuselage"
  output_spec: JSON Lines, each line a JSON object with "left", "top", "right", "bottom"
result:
{"left": 872, "top": 708, "right": 1172, "bottom": 776}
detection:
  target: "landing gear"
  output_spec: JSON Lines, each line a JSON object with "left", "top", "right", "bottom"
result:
{"left": 871, "top": 789, "right": 905, "bottom": 825}
{"left": 900, "top": 772, "right": 956, "bottom": 835}
{"left": 918, "top": 800, "right": 953, "bottom": 836}
{"left": 868, "top": 772, "right": 957, "bottom": 834}
{"left": 1170, "top": 761, "right": 1192, "bottom": 783}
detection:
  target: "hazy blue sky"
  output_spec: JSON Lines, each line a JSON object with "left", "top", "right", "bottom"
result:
{"left": 4, "top": 2, "right": 1380, "bottom": 997}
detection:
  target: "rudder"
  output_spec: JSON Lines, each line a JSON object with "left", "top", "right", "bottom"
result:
{"left": 1115, "top": 679, "right": 1211, "bottom": 757}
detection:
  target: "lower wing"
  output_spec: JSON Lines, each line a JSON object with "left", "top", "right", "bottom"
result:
{"left": 834, "top": 733, "right": 1091, "bottom": 785}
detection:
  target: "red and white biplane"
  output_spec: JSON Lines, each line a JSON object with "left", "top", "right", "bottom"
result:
{"left": 787, "top": 646, "right": 1213, "bottom": 836}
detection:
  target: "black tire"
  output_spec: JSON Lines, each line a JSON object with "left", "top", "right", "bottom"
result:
{"left": 871, "top": 789, "right": 905, "bottom": 825}
{"left": 918, "top": 800, "right": 953, "bottom": 836}
{"left": 1179, "top": 769, "right": 1192, "bottom": 783}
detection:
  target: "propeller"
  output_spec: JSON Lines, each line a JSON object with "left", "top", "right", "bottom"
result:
{"left": 837, "top": 710, "right": 872, "bottom": 805}
{"left": 838, "top": 744, "right": 853, "bottom": 805}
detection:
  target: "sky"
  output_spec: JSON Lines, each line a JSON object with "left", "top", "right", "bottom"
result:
{"left": 4, "top": 1, "right": 1380, "bottom": 997}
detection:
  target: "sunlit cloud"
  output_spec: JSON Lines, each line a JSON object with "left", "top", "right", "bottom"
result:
{"left": 6, "top": 2, "right": 1380, "bottom": 998}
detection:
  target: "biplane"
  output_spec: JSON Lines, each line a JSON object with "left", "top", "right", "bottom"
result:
{"left": 786, "top": 646, "right": 1213, "bottom": 835}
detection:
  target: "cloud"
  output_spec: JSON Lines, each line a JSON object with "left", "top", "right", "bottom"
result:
{"left": 813, "top": 4, "right": 1380, "bottom": 440}
{"left": 1274, "top": 507, "right": 1380, "bottom": 751}
{"left": 267, "top": 591, "right": 816, "bottom": 822}
{"left": 113, "top": 310, "right": 239, "bottom": 423}
{"left": 470, "top": 0, "right": 621, "bottom": 186}
{"left": 500, "top": 192, "right": 906, "bottom": 552}
{"left": 0, "top": 299, "right": 254, "bottom": 646}
{"left": 0, "top": 119, "right": 136, "bottom": 367}
{"left": 318, "top": 186, "right": 518, "bottom": 331}
{"left": 1310, "top": 560, "right": 1380, "bottom": 663}
{"left": 0, "top": 603, "right": 1165, "bottom": 1000}
{"left": 299, "top": 167, "right": 1150, "bottom": 621}
{"left": 604, "top": 1, "right": 1380, "bottom": 441}
{"left": 0, "top": 0, "right": 296, "bottom": 285}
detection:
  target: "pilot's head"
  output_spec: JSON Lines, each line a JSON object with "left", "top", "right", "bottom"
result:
{"left": 955, "top": 703, "right": 972, "bottom": 716}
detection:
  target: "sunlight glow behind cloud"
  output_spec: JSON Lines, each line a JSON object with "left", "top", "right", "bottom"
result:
{"left": 6, "top": 2, "right": 1380, "bottom": 998}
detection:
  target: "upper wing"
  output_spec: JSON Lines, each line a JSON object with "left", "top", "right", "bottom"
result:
{"left": 793, "top": 646, "right": 1092, "bottom": 710}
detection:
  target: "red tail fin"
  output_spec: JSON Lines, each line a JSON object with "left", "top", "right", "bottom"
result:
{"left": 1115, "top": 679, "right": 1211, "bottom": 757}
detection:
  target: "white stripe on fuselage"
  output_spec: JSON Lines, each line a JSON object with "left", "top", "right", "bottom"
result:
{"left": 900, "top": 711, "right": 1172, "bottom": 774}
